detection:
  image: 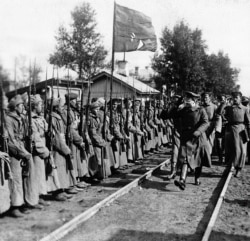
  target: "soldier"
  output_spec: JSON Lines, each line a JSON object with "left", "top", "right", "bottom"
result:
{"left": 109, "top": 98, "right": 128, "bottom": 169}
{"left": 46, "top": 98, "right": 73, "bottom": 200}
{"left": 167, "top": 91, "right": 209, "bottom": 190}
{"left": 133, "top": 99, "right": 144, "bottom": 163}
{"left": 241, "top": 96, "right": 250, "bottom": 164}
{"left": 6, "top": 95, "right": 33, "bottom": 217}
{"left": 201, "top": 92, "right": 217, "bottom": 155}
{"left": 0, "top": 94, "right": 11, "bottom": 215}
{"left": 162, "top": 95, "right": 182, "bottom": 179}
{"left": 88, "top": 101, "right": 110, "bottom": 179}
{"left": 28, "top": 94, "right": 50, "bottom": 206}
{"left": 215, "top": 94, "right": 228, "bottom": 163}
{"left": 122, "top": 98, "right": 141, "bottom": 162}
{"left": 62, "top": 93, "right": 89, "bottom": 189}
{"left": 224, "top": 92, "right": 250, "bottom": 177}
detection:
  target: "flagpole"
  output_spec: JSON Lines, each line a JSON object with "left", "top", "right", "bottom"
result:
{"left": 109, "top": 0, "right": 116, "bottom": 130}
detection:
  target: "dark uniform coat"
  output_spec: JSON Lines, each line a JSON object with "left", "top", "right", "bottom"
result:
{"left": 224, "top": 103, "right": 250, "bottom": 168}
{"left": 6, "top": 112, "right": 32, "bottom": 206}
{"left": 170, "top": 105, "right": 209, "bottom": 169}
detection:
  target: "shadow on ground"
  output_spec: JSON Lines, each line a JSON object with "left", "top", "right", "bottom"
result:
{"left": 104, "top": 229, "right": 249, "bottom": 241}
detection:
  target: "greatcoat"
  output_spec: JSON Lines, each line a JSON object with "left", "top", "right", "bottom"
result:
{"left": 224, "top": 103, "right": 250, "bottom": 168}
{"left": 6, "top": 112, "right": 32, "bottom": 206}
{"left": 170, "top": 105, "right": 209, "bottom": 169}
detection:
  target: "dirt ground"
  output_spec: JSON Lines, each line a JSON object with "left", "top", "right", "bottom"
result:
{"left": 61, "top": 160, "right": 230, "bottom": 241}
{"left": 210, "top": 165, "right": 250, "bottom": 241}
{"left": 0, "top": 149, "right": 170, "bottom": 241}
{"left": 1, "top": 151, "right": 249, "bottom": 241}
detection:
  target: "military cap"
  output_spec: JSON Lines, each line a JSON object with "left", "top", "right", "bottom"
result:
{"left": 201, "top": 92, "right": 212, "bottom": 98}
{"left": 65, "top": 92, "right": 78, "bottom": 100}
{"left": 21, "top": 92, "right": 28, "bottom": 102}
{"left": 96, "top": 97, "right": 105, "bottom": 106}
{"left": 217, "top": 94, "right": 226, "bottom": 101}
{"left": 30, "top": 94, "right": 43, "bottom": 105}
{"left": 8, "top": 94, "right": 24, "bottom": 109}
{"left": 231, "top": 91, "right": 242, "bottom": 98}
{"left": 90, "top": 101, "right": 100, "bottom": 109}
{"left": 91, "top": 97, "right": 98, "bottom": 103}
{"left": 123, "top": 97, "right": 132, "bottom": 103}
{"left": 185, "top": 91, "right": 200, "bottom": 100}
{"left": 48, "top": 98, "right": 60, "bottom": 107}
{"left": 241, "top": 96, "right": 249, "bottom": 104}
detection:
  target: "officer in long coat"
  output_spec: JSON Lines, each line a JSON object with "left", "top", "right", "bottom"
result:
{"left": 215, "top": 94, "right": 228, "bottom": 163}
{"left": 201, "top": 92, "right": 217, "bottom": 154}
{"left": 224, "top": 91, "right": 250, "bottom": 177}
{"left": 168, "top": 91, "right": 209, "bottom": 190}
{"left": 6, "top": 95, "right": 33, "bottom": 217}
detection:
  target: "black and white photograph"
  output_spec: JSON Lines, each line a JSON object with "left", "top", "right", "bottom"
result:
{"left": 0, "top": 0, "right": 249, "bottom": 240}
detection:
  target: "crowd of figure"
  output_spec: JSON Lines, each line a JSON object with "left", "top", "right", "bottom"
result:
{"left": 0, "top": 89, "right": 249, "bottom": 218}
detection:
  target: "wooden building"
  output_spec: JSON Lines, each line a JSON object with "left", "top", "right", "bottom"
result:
{"left": 82, "top": 70, "right": 159, "bottom": 104}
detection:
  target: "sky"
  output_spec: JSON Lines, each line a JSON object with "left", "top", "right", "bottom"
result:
{"left": 0, "top": 0, "right": 250, "bottom": 95}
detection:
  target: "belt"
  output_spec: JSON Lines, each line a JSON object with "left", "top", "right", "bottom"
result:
{"left": 228, "top": 122, "right": 244, "bottom": 125}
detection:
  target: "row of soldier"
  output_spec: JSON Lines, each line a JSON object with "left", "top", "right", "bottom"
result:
{"left": 0, "top": 91, "right": 170, "bottom": 217}
{"left": 1, "top": 89, "right": 249, "bottom": 217}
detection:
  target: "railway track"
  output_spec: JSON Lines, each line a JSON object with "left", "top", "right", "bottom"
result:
{"left": 1, "top": 149, "right": 245, "bottom": 241}
{"left": 40, "top": 156, "right": 234, "bottom": 241}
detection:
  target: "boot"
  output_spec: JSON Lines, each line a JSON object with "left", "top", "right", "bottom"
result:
{"left": 174, "top": 164, "right": 188, "bottom": 190}
{"left": 194, "top": 166, "right": 202, "bottom": 185}
{"left": 167, "top": 163, "right": 177, "bottom": 179}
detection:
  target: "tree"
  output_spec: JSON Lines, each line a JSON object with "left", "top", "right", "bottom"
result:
{"left": 203, "top": 51, "right": 240, "bottom": 95}
{"left": 151, "top": 21, "right": 239, "bottom": 96}
{"left": 15, "top": 56, "right": 43, "bottom": 88}
{"left": 0, "top": 64, "right": 11, "bottom": 92}
{"left": 49, "top": 2, "right": 108, "bottom": 79}
{"left": 152, "top": 21, "right": 207, "bottom": 94}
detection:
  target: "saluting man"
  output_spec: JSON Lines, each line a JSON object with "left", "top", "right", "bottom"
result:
{"left": 167, "top": 91, "right": 209, "bottom": 190}
{"left": 224, "top": 91, "right": 250, "bottom": 177}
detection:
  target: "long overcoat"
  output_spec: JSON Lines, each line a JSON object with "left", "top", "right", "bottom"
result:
{"left": 224, "top": 103, "right": 250, "bottom": 168}
{"left": 171, "top": 106, "right": 209, "bottom": 169}
{"left": 6, "top": 112, "right": 32, "bottom": 206}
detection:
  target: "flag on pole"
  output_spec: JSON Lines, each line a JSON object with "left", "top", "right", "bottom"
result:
{"left": 114, "top": 3, "right": 157, "bottom": 52}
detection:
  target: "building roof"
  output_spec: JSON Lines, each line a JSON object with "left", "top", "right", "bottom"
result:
{"left": 92, "top": 70, "right": 159, "bottom": 95}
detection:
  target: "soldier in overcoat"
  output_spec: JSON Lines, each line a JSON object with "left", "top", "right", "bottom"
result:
{"left": 6, "top": 95, "right": 33, "bottom": 217}
{"left": 88, "top": 101, "right": 110, "bottom": 179}
{"left": 27, "top": 94, "right": 50, "bottom": 206}
{"left": 61, "top": 93, "right": 89, "bottom": 189}
{"left": 46, "top": 98, "right": 72, "bottom": 199}
{"left": 224, "top": 92, "right": 250, "bottom": 177}
{"left": 167, "top": 91, "right": 209, "bottom": 190}
{"left": 201, "top": 92, "right": 217, "bottom": 154}
{"left": 0, "top": 94, "right": 11, "bottom": 215}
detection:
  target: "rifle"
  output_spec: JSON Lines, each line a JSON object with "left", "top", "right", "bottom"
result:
{"left": 101, "top": 77, "right": 109, "bottom": 178}
{"left": 22, "top": 64, "right": 33, "bottom": 177}
{"left": 45, "top": 73, "right": 56, "bottom": 177}
{"left": 153, "top": 98, "right": 159, "bottom": 137}
{"left": 124, "top": 98, "right": 131, "bottom": 149}
{"left": 119, "top": 99, "right": 126, "bottom": 153}
{"left": 65, "top": 68, "right": 73, "bottom": 170}
{"left": 132, "top": 95, "right": 138, "bottom": 143}
{"left": 44, "top": 68, "right": 48, "bottom": 119}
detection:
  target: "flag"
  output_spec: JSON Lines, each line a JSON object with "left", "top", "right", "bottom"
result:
{"left": 114, "top": 3, "right": 157, "bottom": 52}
